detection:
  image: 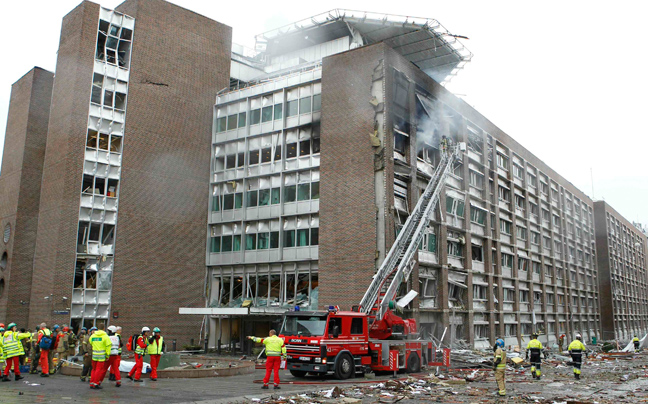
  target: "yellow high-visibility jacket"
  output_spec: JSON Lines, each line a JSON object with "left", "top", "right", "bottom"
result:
{"left": 2, "top": 331, "right": 32, "bottom": 358}
{"left": 90, "top": 330, "right": 111, "bottom": 362}
{"left": 252, "top": 335, "right": 286, "bottom": 357}
{"left": 568, "top": 339, "right": 586, "bottom": 353}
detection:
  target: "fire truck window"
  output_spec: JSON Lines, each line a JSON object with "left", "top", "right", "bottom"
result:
{"left": 328, "top": 317, "right": 342, "bottom": 338}
{"left": 350, "top": 318, "right": 364, "bottom": 335}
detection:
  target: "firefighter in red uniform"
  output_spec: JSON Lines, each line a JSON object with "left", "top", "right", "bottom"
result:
{"left": 248, "top": 330, "right": 287, "bottom": 389}
{"left": 127, "top": 327, "right": 149, "bottom": 382}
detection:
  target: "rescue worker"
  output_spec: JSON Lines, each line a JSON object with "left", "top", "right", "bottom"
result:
{"left": 36, "top": 322, "right": 52, "bottom": 377}
{"left": 67, "top": 326, "right": 78, "bottom": 357}
{"left": 127, "top": 327, "right": 150, "bottom": 383}
{"left": 493, "top": 338, "right": 506, "bottom": 396}
{"left": 89, "top": 323, "right": 111, "bottom": 389}
{"left": 29, "top": 326, "right": 41, "bottom": 374}
{"left": 525, "top": 332, "right": 544, "bottom": 379}
{"left": 147, "top": 327, "right": 165, "bottom": 381}
{"left": 633, "top": 335, "right": 640, "bottom": 352}
{"left": 106, "top": 326, "right": 122, "bottom": 387}
{"left": 55, "top": 326, "right": 70, "bottom": 370}
{"left": 2, "top": 323, "right": 32, "bottom": 381}
{"left": 79, "top": 327, "right": 94, "bottom": 382}
{"left": 48, "top": 324, "right": 60, "bottom": 375}
{"left": 568, "top": 333, "right": 587, "bottom": 380}
{"left": 440, "top": 135, "right": 449, "bottom": 155}
{"left": 109, "top": 326, "right": 122, "bottom": 381}
{"left": 19, "top": 328, "right": 30, "bottom": 366}
{"left": 247, "top": 329, "right": 287, "bottom": 390}
{"left": 558, "top": 333, "right": 566, "bottom": 352}
{"left": 0, "top": 324, "right": 5, "bottom": 374}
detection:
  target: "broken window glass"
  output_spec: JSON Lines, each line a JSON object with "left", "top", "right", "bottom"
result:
{"left": 297, "top": 183, "right": 310, "bottom": 201}
{"left": 97, "top": 271, "right": 112, "bottom": 291}
{"left": 271, "top": 188, "right": 281, "bottom": 204}
{"left": 117, "top": 41, "right": 130, "bottom": 67}
{"left": 297, "top": 229, "right": 309, "bottom": 247}
{"left": 258, "top": 233, "right": 270, "bottom": 249}
{"left": 96, "top": 32, "right": 107, "bottom": 60}
{"left": 284, "top": 185, "right": 296, "bottom": 203}
{"left": 247, "top": 190, "right": 258, "bottom": 207}
{"left": 284, "top": 230, "right": 296, "bottom": 247}
{"left": 98, "top": 133, "right": 109, "bottom": 150}
{"left": 270, "top": 231, "right": 279, "bottom": 248}
{"left": 250, "top": 109, "right": 261, "bottom": 125}
{"left": 274, "top": 145, "right": 282, "bottom": 161}
{"left": 74, "top": 261, "right": 85, "bottom": 288}
{"left": 210, "top": 236, "right": 221, "bottom": 253}
{"left": 102, "top": 224, "right": 115, "bottom": 245}
{"left": 227, "top": 114, "right": 237, "bottom": 130}
{"left": 312, "top": 138, "right": 320, "bottom": 154}
{"left": 99, "top": 20, "right": 110, "bottom": 34}
{"left": 472, "top": 244, "right": 483, "bottom": 261}
{"left": 91, "top": 86, "right": 102, "bottom": 104}
{"left": 261, "top": 148, "right": 272, "bottom": 163}
{"left": 106, "top": 36, "right": 118, "bottom": 50}
{"left": 287, "top": 100, "right": 298, "bottom": 117}
{"left": 87, "top": 130, "right": 98, "bottom": 149}
{"left": 249, "top": 150, "right": 259, "bottom": 165}
{"left": 394, "top": 131, "right": 407, "bottom": 153}
{"left": 120, "top": 27, "right": 132, "bottom": 40}
{"left": 246, "top": 234, "right": 257, "bottom": 250}
{"left": 106, "top": 49, "right": 116, "bottom": 64}
{"left": 237, "top": 152, "right": 244, "bottom": 167}
{"left": 259, "top": 189, "right": 270, "bottom": 206}
{"left": 262, "top": 106, "right": 273, "bottom": 122}
{"left": 110, "top": 135, "right": 123, "bottom": 152}
{"left": 220, "top": 276, "right": 231, "bottom": 306}
{"left": 286, "top": 143, "right": 297, "bottom": 158}
{"left": 89, "top": 224, "right": 101, "bottom": 242}
{"left": 299, "top": 140, "right": 310, "bottom": 156}
{"left": 310, "top": 228, "right": 319, "bottom": 246}
{"left": 225, "top": 155, "right": 235, "bottom": 169}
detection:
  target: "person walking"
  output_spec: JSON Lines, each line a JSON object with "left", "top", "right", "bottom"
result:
{"left": 1, "top": 323, "right": 32, "bottom": 381}
{"left": 147, "top": 327, "right": 164, "bottom": 381}
{"left": 633, "top": 335, "right": 640, "bottom": 352}
{"left": 525, "top": 332, "right": 545, "bottom": 379}
{"left": 109, "top": 326, "right": 122, "bottom": 381}
{"left": 89, "top": 323, "right": 111, "bottom": 389}
{"left": 493, "top": 338, "right": 506, "bottom": 396}
{"left": 127, "top": 327, "right": 150, "bottom": 383}
{"left": 79, "top": 327, "right": 94, "bottom": 382}
{"left": 29, "top": 326, "right": 41, "bottom": 374}
{"left": 36, "top": 323, "right": 53, "bottom": 377}
{"left": 247, "top": 329, "right": 286, "bottom": 390}
{"left": 106, "top": 326, "right": 122, "bottom": 387}
{"left": 568, "top": 333, "right": 587, "bottom": 380}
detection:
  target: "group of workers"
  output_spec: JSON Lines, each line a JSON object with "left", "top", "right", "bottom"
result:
{"left": 0, "top": 322, "right": 165, "bottom": 391}
{"left": 493, "top": 332, "right": 614, "bottom": 397}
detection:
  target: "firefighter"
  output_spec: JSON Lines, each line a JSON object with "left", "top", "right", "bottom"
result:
{"left": 633, "top": 335, "right": 640, "bottom": 352}
{"left": 79, "top": 327, "right": 94, "bottom": 382}
{"left": 1, "top": 323, "right": 32, "bottom": 381}
{"left": 127, "top": 327, "right": 150, "bottom": 383}
{"left": 19, "top": 328, "right": 30, "bottom": 366}
{"left": 55, "top": 326, "right": 70, "bottom": 370}
{"left": 568, "top": 333, "right": 587, "bottom": 380}
{"left": 0, "top": 324, "right": 5, "bottom": 374}
{"left": 525, "top": 332, "right": 544, "bottom": 379}
{"left": 67, "top": 326, "right": 78, "bottom": 357}
{"left": 558, "top": 333, "right": 565, "bottom": 352}
{"left": 48, "top": 324, "right": 60, "bottom": 375}
{"left": 106, "top": 326, "right": 122, "bottom": 387}
{"left": 247, "top": 329, "right": 287, "bottom": 390}
{"left": 29, "top": 326, "right": 41, "bottom": 374}
{"left": 36, "top": 323, "right": 52, "bottom": 377}
{"left": 493, "top": 338, "right": 506, "bottom": 396}
{"left": 440, "top": 135, "right": 449, "bottom": 155}
{"left": 89, "top": 323, "right": 111, "bottom": 389}
{"left": 147, "top": 327, "right": 165, "bottom": 381}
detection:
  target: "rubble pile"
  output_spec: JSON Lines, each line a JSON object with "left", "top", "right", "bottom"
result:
{"left": 244, "top": 351, "right": 648, "bottom": 403}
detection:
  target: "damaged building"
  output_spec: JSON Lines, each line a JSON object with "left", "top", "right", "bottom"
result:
{"left": 195, "top": 9, "right": 637, "bottom": 350}
{"left": 1, "top": 2, "right": 646, "bottom": 349}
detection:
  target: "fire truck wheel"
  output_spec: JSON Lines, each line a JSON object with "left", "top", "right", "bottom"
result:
{"left": 406, "top": 352, "right": 421, "bottom": 373}
{"left": 334, "top": 353, "right": 354, "bottom": 380}
{"left": 289, "top": 370, "right": 308, "bottom": 378}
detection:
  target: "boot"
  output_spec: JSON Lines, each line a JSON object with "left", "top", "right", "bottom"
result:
{"left": 1, "top": 375, "right": 10, "bottom": 382}
{"left": 15, "top": 375, "right": 24, "bottom": 381}
{"left": 80, "top": 377, "right": 86, "bottom": 382}
{"left": 109, "top": 374, "right": 115, "bottom": 381}
{"left": 575, "top": 373, "right": 580, "bottom": 380}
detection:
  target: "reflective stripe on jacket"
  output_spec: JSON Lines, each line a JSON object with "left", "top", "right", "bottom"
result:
{"left": 109, "top": 335, "right": 121, "bottom": 356}
{"left": 147, "top": 336, "right": 164, "bottom": 355}
{"left": 494, "top": 347, "right": 507, "bottom": 369}
{"left": 568, "top": 340, "right": 586, "bottom": 353}
{"left": 135, "top": 335, "right": 148, "bottom": 355}
{"left": 2, "top": 331, "right": 31, "bottom": 358}
{"left": 90, "top": 330, "right": 111, "bottom": 362}
{"left": 526, "top": 339, "right": 543, "bottom": 355}
{"left": 252, "top": 335, "right": 286, "bottom": 357}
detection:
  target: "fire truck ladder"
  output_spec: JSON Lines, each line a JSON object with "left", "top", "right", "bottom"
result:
{"left": 359, "top": 144, "right": 462, "bottom": 321}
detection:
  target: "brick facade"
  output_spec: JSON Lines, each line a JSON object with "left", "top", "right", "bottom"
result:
{"left": 0, "top": 68, "right": 54, "bottom": 325}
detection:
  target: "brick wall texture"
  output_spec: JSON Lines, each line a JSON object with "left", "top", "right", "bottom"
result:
{"left": 0, "top": 68, "right": 54, "bottom": 325}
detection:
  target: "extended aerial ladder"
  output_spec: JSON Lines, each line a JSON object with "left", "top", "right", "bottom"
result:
{"left": 359, "top": 143, "right": 464, "bottom": 338}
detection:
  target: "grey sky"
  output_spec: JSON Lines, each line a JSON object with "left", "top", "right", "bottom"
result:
{"left": 1, "top": 0, "right": 646, "bottom": 225}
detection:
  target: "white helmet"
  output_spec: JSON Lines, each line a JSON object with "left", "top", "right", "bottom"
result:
{"left": 107, "top": 325, "right": 117, "bottom": 333}
{"left": 575, "top": 333, "right": 582, "bottom": 340}
{"left": 142, "top": 326, "right": 150, "bottom": 333}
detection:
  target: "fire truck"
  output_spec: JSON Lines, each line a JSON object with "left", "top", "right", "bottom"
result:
{"left": 281, "top": 144, "right": 464, "bottom": 379}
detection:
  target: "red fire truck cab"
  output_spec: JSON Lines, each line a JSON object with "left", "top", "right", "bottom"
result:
{"left": 281, "top": 308, "right": 447, "bottom": 379}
